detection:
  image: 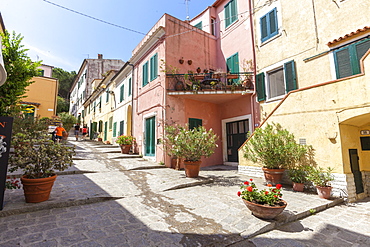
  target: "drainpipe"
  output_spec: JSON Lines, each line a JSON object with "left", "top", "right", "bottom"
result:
{"left": 128, "top": 63, "right": 135, "bottom": 137}
{"left": 249, "top": 0, "right": 258, "bottom": 131}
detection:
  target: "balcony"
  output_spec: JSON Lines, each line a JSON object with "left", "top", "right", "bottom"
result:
{"left": 166, "top": 72, "right": 254, "bottom": 104}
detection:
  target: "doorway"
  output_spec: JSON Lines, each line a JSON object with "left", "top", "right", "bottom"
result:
{"left": 145, "top": 116, "right": 155, "bottom": 156}
{"left": 226, "top": 119, "right": 249, "bottom": 162}
{"left": 349, "top": 149, "right": 364, "bottom": 194}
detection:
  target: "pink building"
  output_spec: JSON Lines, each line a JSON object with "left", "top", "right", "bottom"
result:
{"left": 131, "top": 0, "right": 257, "bottom": 167}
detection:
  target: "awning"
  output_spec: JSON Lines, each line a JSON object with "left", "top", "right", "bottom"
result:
{"left": 327, "top": 26, "right": 370, "bottom": 46}
{"left": 20, "top": 101, "right": 41, "bottom": 106}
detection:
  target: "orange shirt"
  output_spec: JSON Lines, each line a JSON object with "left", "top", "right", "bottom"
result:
{"left": 55, "top": 126, "right": 66, "bottom": 136}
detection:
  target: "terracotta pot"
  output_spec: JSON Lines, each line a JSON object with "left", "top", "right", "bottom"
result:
{"left": 21, "top": 175, "right": 57, "bottom": 203}
{"left": 316, "top": 186, "right": 332, "bottom": 199}
{"left": 262, "top": 167, "right": 285, "bottom": 185}
{"left": 184, "top": 160, "right": 202, "bottom": 178}
{"left": 292, "top": 182, "right": 304, "bottom": 192}
{"left": 120, "top": 144, "right": 131, "bottom": 154}
{"left": 243, "top": 199, "right": 287, "bottom": 220}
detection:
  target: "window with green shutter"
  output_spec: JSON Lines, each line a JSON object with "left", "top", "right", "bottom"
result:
{"left": 194, "top": 22, "right": 202, "bottom": 30}
{"left": 113, "top": 122, "right": 117, "bottom": 137}
{"left": 225, "top": 0, "right": 238, "bottom": 28}
{"left": 284, "top": 60, "right": 297, "bottom": 93}
{"left": 226, "top": 53, "right": 239, "bottom": 85}
{"left": 143, "top": 61, "right": 149, "bottom": 86}
{"left": 109, "top": 117, "right": 113, "bottom": 130}
{"left": 260, "top": 8, "right": 278, "bottom": 43}
{"left": 120, "top": 84, "right": 124, "bottom": 102}
{"left": 189, "top": 118, "right": 202, "bottom": 130}
{"left": 334, "top": 38, "right": 370, "bottom": 79}
{"left": 150, "top": 54, "right": 158, "bottom": 81}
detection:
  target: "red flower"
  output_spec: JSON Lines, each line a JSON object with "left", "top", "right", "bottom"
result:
{"left": 264, "top": 191, "right": 269, "bottom": 195}
{"left": 276, "top": 184, "right": 282, "bottom": 189}
{"left": 250, "top": 178, "right": 253, "bottom": 181}
{"left": 247, "top": 186, "right": 253, "bottom": 192}
{"left": 274, "top": 195, "right": 277, "bottom": 198}
{"left": 237, "top": 191, "right": 241, "bottom": 197}
{"left": 244, "top": 181, "right": 249, "bottom": 185}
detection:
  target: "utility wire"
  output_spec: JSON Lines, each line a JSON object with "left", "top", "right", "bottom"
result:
{"left": 42, "top": 0, "right": 147, "bottom": 36}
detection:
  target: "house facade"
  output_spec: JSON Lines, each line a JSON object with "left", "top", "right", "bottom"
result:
{"left": 238, "top": 0, "right": 370, "bottom": 202}
{"left": 131, "top": 0, "right": 255, "bottom": 166}
{"left": 21, "top": 64, "right": 58, "bottom": 118}
{"left": 69, "top": 54, "right": 124, "bottom": 125}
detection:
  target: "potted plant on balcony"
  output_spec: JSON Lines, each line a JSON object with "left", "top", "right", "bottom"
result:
{"left": 243, "top": 122, "right": 310, "bottom": 185}
{"left": 306, "top": 166, "right": 334, "bottom": 199}
{"left": 9, "top": 117, "right": 75, "bottom": 203}
{"left": 163, "top": 124, "right": 218, "bottom": 178}
{"left": 116, "top": 135, "right": 136, "bottom": 154}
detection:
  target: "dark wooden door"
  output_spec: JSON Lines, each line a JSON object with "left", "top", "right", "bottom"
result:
{"left": 349, "top": 149, "right": 364, "bottom": 194}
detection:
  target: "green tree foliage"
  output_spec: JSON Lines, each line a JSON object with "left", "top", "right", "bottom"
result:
{"left": 0, "top": 30, "right": 41, "bottom": 116}
{"left": 52, "top": 67, "right": 76, "bottom": 99}
{"left": 56, "top": 96, "right": 69, "bottom": 113}
{"left": 57, "top": 112, "right": 77, "bottom": 132}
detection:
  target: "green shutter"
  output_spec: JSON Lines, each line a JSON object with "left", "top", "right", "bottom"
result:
{"left": 261, "top": 8, "right": 278, "bottom": 42}
{"left": 145, "top": 117, "right": 155, "bottom": 156}
{"left": 113, "top": 122, "right": 117, "bottom": 137}
{"left": 189, "top": 118, "right": 202, "bottom": 130}
{"left": 194, "top": 22, "right": 202, "bottom": 30}
{"left": 226, "top": 53, "right": 239, "bottom": 85}
{"left": 256, "top": 72, "right": 266, "bottom": 102}
{"left": 260, "top": 16, "right": 268, "bottom": 41}
{"left": 354, "top": 39, "right": 370, "bottom": 74}
{"left": 231, "top": 0, "right": 238, "bottom": 23}
{"left": 119, "top": 121, "right": 124, "bottom": 136}
{"left": 120, "top": 85, "right": 124, "bottom": 102}
{"left": 225, "top": 2, "right": 230, "bottom": 27}
{"left": 143, "top": 61, "right": 149, "bottom": 86}
{"left": 104, "top": 122, "right": 108, "bottom": 141}
{"left": 269, "top": 8, "right": 278, "bottom": 36}
{"left": 128, "top": 78, "right": 132, "bottom": 96}
{"left": 150, "top": 54, "right": 158, "bottom": 81}
{"left": 106, "top": 91, "right": 109, "bottom": 102}
{"left": 284, "top": 60, "right": 297, "bottom": 93}
{"left": 334, "top": 47, "right": 352, "bottom": 79}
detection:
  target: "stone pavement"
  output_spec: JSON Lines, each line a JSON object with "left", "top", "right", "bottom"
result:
{"left": 1, "top": 136, "right": 365, "bottom": 246}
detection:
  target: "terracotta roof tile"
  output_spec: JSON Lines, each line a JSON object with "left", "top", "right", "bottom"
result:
{"left": 327, "top": 26, "right": 370, "bottom": 46}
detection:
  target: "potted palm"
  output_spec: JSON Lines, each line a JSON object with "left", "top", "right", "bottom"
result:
{"left": 9, "top": 117, "right": 75, "bottom": 203}
{"left": 243, "top": 123, "right": 310, "bottom": 185}
{"left": 163, "top": 125, "right": 218, "bottom": 178}
{"left": 306, "top": 166, "right": 334, "bottom": 199}
{"left": 115, "top": 135, "right": 136, "bottom": 154}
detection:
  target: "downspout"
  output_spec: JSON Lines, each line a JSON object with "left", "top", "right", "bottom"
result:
{"left": 249, "top": 0, "right": 258, "bottom": 131}
{"left": 128, "top": 63, "right": 135, "bottom": 137}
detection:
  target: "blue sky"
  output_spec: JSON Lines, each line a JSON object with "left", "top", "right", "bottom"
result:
{"left": 1, "top": 0, "right": 215, "bottom": 72}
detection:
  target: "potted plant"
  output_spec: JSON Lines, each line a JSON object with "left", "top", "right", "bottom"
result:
{"left": 306, "top": 166, "right": 334, "bottom": 199}
{"left": 287, "top": 165, "right": 309, "bottom": 192}
{"left": 9, "top": 119, "right": 75, "bottom": 203}
{"left": 163, "top": 124, "right": 218, "bottom": 178}
{"left": 243, "top": 122, "right": 310, "bottom": 185}
{"left": 237, "top": 179, "right": 287, "bottom": 219}
{"left": 116, "top": 135, "right": 136, "bottom": 154}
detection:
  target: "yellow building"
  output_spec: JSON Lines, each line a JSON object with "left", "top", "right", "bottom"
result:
{"left": 238, "top": 0, "right": 370, "bottom": 201}
{"left": 21, "top": 64, "right": 58, "bottom": 118}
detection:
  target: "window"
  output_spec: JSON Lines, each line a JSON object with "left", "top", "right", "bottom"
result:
{"left": 142, "top": 61, "right": 149, "bottom": 86}
{"left": 189, "top": 118, "right": 202, "bottom": 130}
{"left": 150, "top": 54, "right": 158, "bottom": 82}
{"left": 211, "top": 18, "right": 216, "bottom": 36}
{"left": 194, "top": 21, "right": 202, "bottom": 30}
{"left": 106, "top": 90, "right": 109, "bottom": 103}
{"left": 226, "top": 53, "right": 239, "bottom": 85}
{"left": 334, "top": 38, "right": 370, "bottom": 79}
{"left": 225, "top": 0, "right": 238, "bottom": 28}
{"left": 120, "top": 84, "right": 124, "bottom": 102}
{"left": 109, "top": 117, "right": 113, "bottom": 130}
{"left": 260, "top": 8, "right": 278, "bottom": 43}
{"left": 128, "top": 78, "right": 132, "bottom": 96}
{"left": 39, "top": 70, "right": 44, "bottom": 76}
{"left": 113, "top": 122, "right": 117, "bottom": 137}
{"left": 256, "top": 60, "right": 297, "bottom": 101}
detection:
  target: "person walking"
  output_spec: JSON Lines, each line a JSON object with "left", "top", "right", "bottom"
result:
{"left": 74, "top": 123, "right": 80, "bottom": 141}
{"left": 55, "top": 123, "right": 67, "bottom": 143}
{"left": 82, "top": 126, "right": 88, "bottom": 141}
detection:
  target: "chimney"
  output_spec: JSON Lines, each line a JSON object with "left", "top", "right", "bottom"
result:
{"left": 98, "top": 54, "right": 103, "bottom": 59}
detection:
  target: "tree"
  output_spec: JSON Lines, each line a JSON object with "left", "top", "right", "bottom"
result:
{"left": 57, "top": 112, "right": 77, "bottom": 132}
{"left": 56, "top": 96, "right": 69, "bottom": 113}
{"left": 0, "top": 30, "right": 41, "bottom": 116}
{"left": 52, "top": 67, "right": 76, "bottom": 99}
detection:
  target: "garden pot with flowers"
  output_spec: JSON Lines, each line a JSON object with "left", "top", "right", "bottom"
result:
{"left": 238, "top": 179, "right": 287, "bottom": 219}
{"left": 243, "top": 123, "right": 310, "bottom": 185}
{"left": 9, "top": 118, "right": 75, "bottom": 203}
{"left": 116, "top": 135, "right": 136, "bottom": 154}
{"left": 306, "top": 166, "right": 334, "bottom": 199}
{"left": 163, "top": 124, "right": 218, "bottom": 178}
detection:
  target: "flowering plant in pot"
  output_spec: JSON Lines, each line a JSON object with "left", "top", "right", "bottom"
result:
{"left": 237, "top": 179, "right": 286, "bottom": 219}
{"left": 163, "top": 124, "right": 218, "bottom": 177}
{"left": 9, "top": 117, "right": 75, "bottom": 203}
{"left": 243, "top": 122, "right": 310, "bottom": 185}
{"left": 115, "top": 135, "right": 136, "bottom": 154}
{"left": 306, "top": 166, "right": 334, "bottom": 199}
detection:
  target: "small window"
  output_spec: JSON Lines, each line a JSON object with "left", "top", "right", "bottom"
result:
{"left": 120, "top": 84, "right": 124, "bottom": 103}
{"left": 360, "top": 137, "right": 370, "bottom": 151}
{"left": 211, "top": 18, "right": 216, "bottom": 35}
{"left": 189, "top": 118, "right": 202, "bottom": 130}
{"left": 268, "top": 68, "right": 285, "bottom": 98}
{"left": 260, "top": 8, "right": 278, "bottom": 43}
{"left": 142, "top": 61, "right": 149, "bottom": 86}
{"left": 150, "top": 54, "right": 158, "bottom": 82}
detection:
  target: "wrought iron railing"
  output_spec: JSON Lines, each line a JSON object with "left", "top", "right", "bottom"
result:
{"left": 166, "top": 72, "right": 254, "bottom": 92}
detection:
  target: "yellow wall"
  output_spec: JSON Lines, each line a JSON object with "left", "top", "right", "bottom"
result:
{"left": 23, "top": 76, "right": 58, "bottom": 118}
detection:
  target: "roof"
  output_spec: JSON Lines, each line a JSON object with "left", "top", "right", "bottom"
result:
{"left": 327, "top": 26, "right": 370, "bottom": 46}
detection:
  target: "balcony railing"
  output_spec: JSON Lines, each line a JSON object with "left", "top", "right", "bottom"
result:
{"left": 166, "top": 72, "right": 254, "bottom": 92}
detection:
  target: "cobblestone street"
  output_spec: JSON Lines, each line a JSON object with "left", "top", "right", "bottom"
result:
{"left": 1, "top": 139, "right": 369, "bottom": 246}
